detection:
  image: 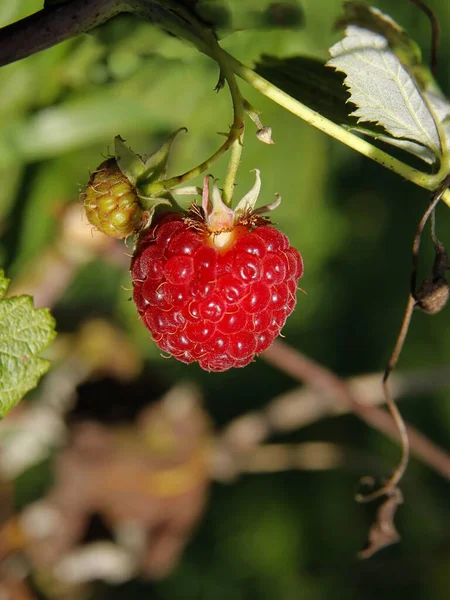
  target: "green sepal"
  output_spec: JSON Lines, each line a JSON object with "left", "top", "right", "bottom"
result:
{"left": 114, "top": 135, "right": 146, "bottom": 186}
{"left": 137, "top": 195, "right": 172, "bottom": 219}
{"left": 138, "top": 128, "right": 187, "bottom": 186}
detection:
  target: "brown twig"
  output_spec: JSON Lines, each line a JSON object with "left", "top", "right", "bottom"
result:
{"left": 358, "top": 178, "right": 450, "bottom": 502}
{"left": 236, "top": 442, "right": 346, "bottom": 474}
{"left": 355, "top": 295, "right": 415, "bottom": 503}
{"left": 260, "top": 339, "right": 450, "bottom": 481}
{"left": 219, "top": 365, "right": 450, "bottom": 445}
{"left": 410, "top": 177, "right": 450, "bottom": 296}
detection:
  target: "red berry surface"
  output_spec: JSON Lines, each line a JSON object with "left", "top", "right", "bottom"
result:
{"left": 131, "top": 213, "right": 303, "bottom": 372}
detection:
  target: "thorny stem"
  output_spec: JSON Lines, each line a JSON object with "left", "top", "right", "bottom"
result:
{"left": 357, "top": 174, "right": 450, "bottom": 503}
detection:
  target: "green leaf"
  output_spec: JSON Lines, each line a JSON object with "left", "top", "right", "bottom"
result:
{"left": 425, "top": 90, "right": 450, "bottom": 156}
{"left": 256, "top": 52, "right": 448, "bottom": 165}
{"left": 324, "top": 2, "right": 450, "bottom": 164}
{"left": 334, "top": 1, "right": 433, "bottom": 91}
{"left": 0, "top": 270, "right": 56, "bottom": 418}
{"left": 327, "top": 26, "right": 442, "bottom": 160}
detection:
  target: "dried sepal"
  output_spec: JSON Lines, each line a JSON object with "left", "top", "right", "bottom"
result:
{"left": 415, "top": 276, "right": 449, "bottom": 314}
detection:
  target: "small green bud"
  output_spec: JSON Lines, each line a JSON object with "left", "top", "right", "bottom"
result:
{"left": 83, "top": 158, "right": 146, "bottom": 239}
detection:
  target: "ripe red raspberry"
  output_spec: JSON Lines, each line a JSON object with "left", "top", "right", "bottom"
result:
{"left": 131, "top": 212, "right": 303, "bottom": 372}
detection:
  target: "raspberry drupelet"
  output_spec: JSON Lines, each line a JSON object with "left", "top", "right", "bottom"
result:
{"left": 131, "top": 173, "right": 303, "bottom": 372}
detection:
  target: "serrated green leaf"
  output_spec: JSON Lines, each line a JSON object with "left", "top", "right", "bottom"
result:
{"left": 335, "top": 1, "right": 433, "bottom": 91}
{"left": 0, "top": 270, "right": 56, "bottom": 418}
{"left": 254, "top": 54, "right": 431, "bottom": 163}
{"left": 326, "top": 2, "right": 450, "bottom": 164}
{"left": 327, "top": 26, "right": 442, "bottom": 160}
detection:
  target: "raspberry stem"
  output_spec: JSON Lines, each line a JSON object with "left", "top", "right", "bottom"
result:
{"left": 140, "top": 2, "right": 246, "bottom": 199}
{"left": 222, "top": 133, "right": 244, "bottom": 208}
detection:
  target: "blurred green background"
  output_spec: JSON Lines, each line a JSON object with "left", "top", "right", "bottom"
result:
{"left": 1, "top": 0, "right": 450, "bottom": 598}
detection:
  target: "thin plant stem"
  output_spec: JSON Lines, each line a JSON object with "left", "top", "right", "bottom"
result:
{"left": 355, "top": 296, "right": 415, "bottom": 502}
{"left": 143, "top": 7, "right": 246, "bottom": 195}
{"left": 411, "top": 174, "right": 450, "bottom": 292}
{"left": 222, "top": 133, "right": 244, "bottom": 206}
{"left": 430, "top": 209, "right": 438, "bottom": 247}
{"left": 144, "top": 122, "right": 242, "bottom": 195}
{"left": 357, "top": 174, "right": 450, "bottom": 502}
{"left": 0, "top": 0, "right": 127, "bottom": 66}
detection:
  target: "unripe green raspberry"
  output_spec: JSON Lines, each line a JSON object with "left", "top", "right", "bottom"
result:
{"left": 83, "top": 158, "right": 146, "bottom": 239}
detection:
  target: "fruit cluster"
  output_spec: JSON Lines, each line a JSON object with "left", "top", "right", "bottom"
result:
{"left": 131, "top": 213, "right": 303, "bottom": 372}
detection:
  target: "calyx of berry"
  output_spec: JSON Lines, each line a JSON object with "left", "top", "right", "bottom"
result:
{"left": 115, "top": 130, "right": 186, "bottom": 188}
{"left": 83, "top": 131, "right": 187, "bottom": 238}
{"left": 196, "top": 169, "right": 281, "bottom": 251}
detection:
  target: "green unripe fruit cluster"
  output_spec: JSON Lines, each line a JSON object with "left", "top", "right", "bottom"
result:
{"left": 83, "top": 158, "right": 145, "bottom": 239}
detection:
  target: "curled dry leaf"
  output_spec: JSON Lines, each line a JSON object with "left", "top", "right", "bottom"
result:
{"left": 358, "top": 487, "right": 403, "bottom": 559}
{"left": 415, "top": 276, "right": 450, "bottom": 314}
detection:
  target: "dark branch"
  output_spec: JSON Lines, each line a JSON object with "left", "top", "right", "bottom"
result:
{"left": 0, "top": 0, "right": 130, "bottom": 68}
